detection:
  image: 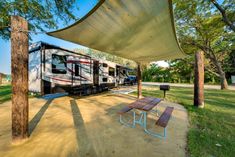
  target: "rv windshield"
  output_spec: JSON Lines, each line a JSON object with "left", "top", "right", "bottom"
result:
{"left": 52, "top": 54, "right": 67, "bottom": 74}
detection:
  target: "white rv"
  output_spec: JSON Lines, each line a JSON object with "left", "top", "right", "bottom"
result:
{"left": 29, "top": 42, "right": 132, "bottom": 95}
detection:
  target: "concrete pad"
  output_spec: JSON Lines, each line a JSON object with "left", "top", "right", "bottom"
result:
{"left": 0, "top": 93, "right": 188, "bottom": 157}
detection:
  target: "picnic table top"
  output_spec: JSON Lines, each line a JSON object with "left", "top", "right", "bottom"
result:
{"left": 128, "top": 97, "right": 161, "bottom": 111}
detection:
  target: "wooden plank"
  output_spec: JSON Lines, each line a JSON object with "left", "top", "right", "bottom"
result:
{"left": 142, "top": 98, "right": 161, "bottom": 111}
{"left": 137, "top": 64, "right": 142, "bottom": 99}
{"left": 156, "top": 107, "right": 174, "bottom": 128}
{"left": 11, "top": 16, "right": 29, "bottom": 141}
{"left": 194, "top": 51, "right": 204, "bottom": 108}
{"left": 149, "top": 98, "right": 161, "bottom": 105}
{"left": 128, "top": 101, "right": 146, "bottom": 109}
{"left": 138, "top": 97, "right": 154, "bottom": 103}
{"left": 117, "top": 106, "right": 133, "bottom": 114}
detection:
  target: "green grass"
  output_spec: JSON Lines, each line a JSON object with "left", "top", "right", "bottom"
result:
{"left": 132, "top": 86, "right": 235, "bottom": 157}
{"left": 0, "top": 85, "right": 12, "bottom": 104}
{"left": 0, "top": 85, "right": 39, "bottom": 104}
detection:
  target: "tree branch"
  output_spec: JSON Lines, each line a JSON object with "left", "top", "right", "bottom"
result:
{"left": 205, "top": 67, "right": 220, "bottom": 77}
{"left": 210, "top": 0, "right": 235, "bottom": 32}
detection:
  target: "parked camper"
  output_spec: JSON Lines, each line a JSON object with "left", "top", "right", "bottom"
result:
{"left": 29, "top": 42, "right": 133, "bottom": 95}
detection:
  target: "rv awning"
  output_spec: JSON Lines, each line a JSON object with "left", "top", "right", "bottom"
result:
{"left": 48, "top": 0, "right": 185, "bottom": 63}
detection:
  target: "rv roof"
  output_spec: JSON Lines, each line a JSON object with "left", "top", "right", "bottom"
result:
{"left": 29, "top": 41, "right": 91, "bottom": 58}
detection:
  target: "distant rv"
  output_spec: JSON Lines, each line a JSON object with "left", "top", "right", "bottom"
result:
{"left": 29, "top": 42, "right": 132, "bottom": 95}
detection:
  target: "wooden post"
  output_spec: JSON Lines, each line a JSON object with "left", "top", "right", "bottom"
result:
{"left": 137, "top": 64, "right": 142, "bottom": 99}
{"left": 194, "top": 51, "right": 204, "bottom": 108}
{"left": 11, "top": 16, "right": 29, "bottom": 141}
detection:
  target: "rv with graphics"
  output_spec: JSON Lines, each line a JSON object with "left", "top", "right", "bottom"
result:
{"left": 29, "top": 42, "right": 132, "bottom": 95}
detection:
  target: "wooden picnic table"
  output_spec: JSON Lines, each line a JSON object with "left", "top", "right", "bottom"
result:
{"left": 118, "top": 97, "right": 174, "bottom": 139}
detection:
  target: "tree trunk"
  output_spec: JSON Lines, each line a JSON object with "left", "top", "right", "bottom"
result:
{"left": 11, "top": 16, "right": 29, "bottom": 142}
{"left": 0, "top": 73, "right": 2, "bottom": 85}
{"left": 194, "top": 51, "right": 204, "bottom": 108}
{"left": 137, "top": 64, "right": 142, "bottom": 99}
{"left": 214, "top": 61, "right": 228, "bottom": 89}
{"left": 207, "top": 51, "right": 228, "bottom": 89}
{"left": 216, "top": 63, "right": 228, "bottom": 90}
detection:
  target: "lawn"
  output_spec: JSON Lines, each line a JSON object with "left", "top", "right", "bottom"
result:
{"left": 0, "top": 85, "right": 39, "bottom": 104}
{"left": 132, "top": 86, "right": 235, "bottom": 157}
{"left": 0, "top": 85, "right": 11, "bottom": 104}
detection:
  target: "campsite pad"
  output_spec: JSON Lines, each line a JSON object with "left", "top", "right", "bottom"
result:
{"left": 0, "top": 93, "right": 188, "bottom": 157}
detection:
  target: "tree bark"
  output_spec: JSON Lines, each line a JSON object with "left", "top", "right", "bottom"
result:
{"left": 137, "top": 64, "right": 142, "bottom": 99}
{"left": 11, "top": 16, "right": 29, "bottom": 141}
{"left": 0, "top": 73, "right": 2, "bottom": 85}
{"left": 214, "top": 62, "right": 228, "bottom": 90}
{"left": 194, "top": 51, "right": 205, "bottom": 108}
{"left": 207, "top": 51, "right": 228, "bottom": 89}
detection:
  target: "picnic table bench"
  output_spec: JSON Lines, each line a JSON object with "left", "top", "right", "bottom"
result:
{"left": 118, "top": 97, "right": 174, "bottom": 139}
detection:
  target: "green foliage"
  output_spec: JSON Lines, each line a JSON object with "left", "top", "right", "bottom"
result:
{"left": 0, "top": 0, "right": 78, "bottom": 40}
{"left": 131, "top": 86, "right": 235, "bottom": 157}
{"left": 142, "top": 57, "right": 221, "bottom": 84}
{"left": 142, "top": 64, "right": 171, "bottom": 82}
{"left": 172, "top": 0, "right": 235, "bottom": 87}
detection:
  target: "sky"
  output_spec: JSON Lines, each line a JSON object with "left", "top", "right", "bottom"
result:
{"left": 0, "top": 0, "right": 168, "bottom": 74}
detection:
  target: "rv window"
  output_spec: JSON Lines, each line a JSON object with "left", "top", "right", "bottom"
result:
{"left": 123, "top": 70, "right": 126, "bottom": 74}
{"left": 109, "top": 67, "right": 115, "bottom": 77}
{"left": 103, "top": 63, "right": 108, "bottom": 67}
{"left": 52, "top": 54, "right": 67, "bottom": 74}
{"left": 116, "top": 68, "right": 119, "bottom": 76}
{"left": 75, "top": 64, "right": 79, "bottom": 76}
{"left": 103, "top": 78, "right": 108, "bottom": 82}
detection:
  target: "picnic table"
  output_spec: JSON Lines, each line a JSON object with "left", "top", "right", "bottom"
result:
{"left": 118, "top": 97, "right": 174, "bottom": 139}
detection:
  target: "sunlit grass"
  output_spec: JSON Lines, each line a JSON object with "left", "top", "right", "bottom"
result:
{"left": 0, "top": 85, "right": 39, "bottom": 104}
{"left": 132, "top": 86, "right": 235, "bottom": 157}
{"left": 0, "top": 85, "right": 12, "bottom": 104}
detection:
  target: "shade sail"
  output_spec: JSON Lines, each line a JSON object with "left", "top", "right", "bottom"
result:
{"left": 48, "top": 0, "right": 185, "bottom": 63}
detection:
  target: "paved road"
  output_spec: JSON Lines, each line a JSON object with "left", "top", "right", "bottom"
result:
{"left": 142, "top": 82, "right": 235, "bottom": 90}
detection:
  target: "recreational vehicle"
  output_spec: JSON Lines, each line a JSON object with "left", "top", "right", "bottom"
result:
{"left": 29, "top": 42, "right": 132, "bottom": 95}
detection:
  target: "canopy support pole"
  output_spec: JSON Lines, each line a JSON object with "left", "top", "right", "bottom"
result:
{"left": 11, "top": 16, "right": 29, "bottom": 142}
{"left": 194, "top": 51, "right": 204, "bottom": 108}
{"left": 137, "top": 64, "right": 142, "bottom": 99}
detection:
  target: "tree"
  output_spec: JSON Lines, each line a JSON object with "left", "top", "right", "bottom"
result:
{"left": 209, "top": 0, "right": 235, "bottom": 32}
{"left": 0, "top": 0, "right": 78, "bottom": 40}
{"left": 168, "top": 57, "right": 195, "bottom": 83}
{"left": 174, "top": 0, "right": 235, "bottom": 89}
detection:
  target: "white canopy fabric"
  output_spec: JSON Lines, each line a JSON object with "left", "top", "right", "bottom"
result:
{"left": 48, "top": 0, "right": 185, "bottom": 63}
